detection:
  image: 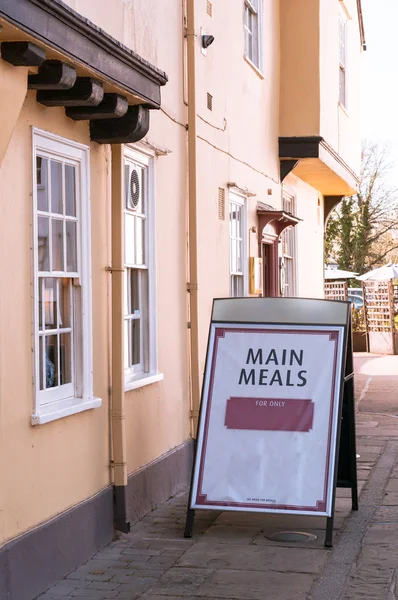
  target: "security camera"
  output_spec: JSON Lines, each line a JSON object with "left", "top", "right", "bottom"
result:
{"left": 202, "top": 34, "right": 215, "bottom": 49}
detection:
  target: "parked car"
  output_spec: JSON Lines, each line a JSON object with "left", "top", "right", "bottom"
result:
{"left": 348, "top": 294, "right": 364, "bottom": 310}
{"left": 348, "top": 287, "right": 363, "bottom": 299}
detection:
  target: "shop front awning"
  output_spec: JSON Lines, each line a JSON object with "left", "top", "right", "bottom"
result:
{"left": 279, "top": 137, "right": 359, "bottom": 196}
{"left": 0, "top": 0, "right": 168, "bottom": 144}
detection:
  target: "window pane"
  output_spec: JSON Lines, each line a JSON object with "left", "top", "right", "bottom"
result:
{"left": 339, "top": 18, "right": 346, "bottom": 64}
{"left": 237, "top": 239, "right": 242, "bottom": 272}
{"left": 124, "top": 320, "right": 129, "bottom": 370}
{"left": 60, "top": 333, "right": 72, "bottom": 385}
{"left": 124, "top": 270, "right": 129, "bottom": 315}
{"left": 38, "top": 277, "right": 43, "bottom": 330}
{"left": 130, "top": 269, "right": 140, "bottom": 313}
{"left": 125, "top": 213, "right": 136, "bottom": 264}
{"left": 236, "top": 206, "right": 241, "bottom": 238}
{"left": 44, "top": 277, "right": 57, "bottom": 330}
{"left": 339, "top": 67, "right": 346, "bottom": 106}
{"left": 65, "top": 165, "right": 76, "bottom": 217}
{"left": 59, "top": 278, "right": 71, "bottom": 328}
{"left": 131, "top": 319, "right": 141, "bottom": 366}
{"left": 38, "top": 216, "right": 50, "bottom": 271}
{"left": 230, "top": 209, "right": 237, "bottom": 238}
{"left": 39, "top": 335, "right": 44, "bottom": 391}
{"left": 231, "top": 237, "right": 237, "bottom": 272}
{"left": 135, "top": 217, "right": 145, "bottom": 265}
{"left": 51, "top": 160, "right": 63, "bottom": 215}
{"left": 37, "top": 157, "right": 48, "bottom": 212}
{"left": 66, "top": 220, "right": 77, "bottom": 272}
{"left": 45, "top": 335, "right": 58, "bottom": 388}
{"left": 52, "top": 219, "right": 64, "bottom": 271}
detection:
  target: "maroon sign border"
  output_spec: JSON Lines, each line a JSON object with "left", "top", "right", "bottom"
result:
{"left": 194, "top": 326, "right": 340, "bottom": 513}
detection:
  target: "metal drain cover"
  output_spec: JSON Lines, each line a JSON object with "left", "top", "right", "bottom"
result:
{"left": 266, "top": 531, "right": 317, "bottom": 543}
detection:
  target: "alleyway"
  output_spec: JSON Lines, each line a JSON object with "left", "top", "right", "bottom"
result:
{"left": 37, "top": 353, "right": 398, "bottom": 600}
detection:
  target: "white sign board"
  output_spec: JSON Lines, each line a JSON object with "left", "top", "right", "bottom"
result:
{"left": 190, "top": 323, "right": 345, "bottom": 516}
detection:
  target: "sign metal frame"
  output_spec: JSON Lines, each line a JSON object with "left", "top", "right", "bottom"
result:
{"left": 184, "top": 297, "right": 358, "bottom": 547}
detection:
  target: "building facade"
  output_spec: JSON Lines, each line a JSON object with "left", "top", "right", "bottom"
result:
{"left": 0, "top": 1, "right": 364, "bottom": 598}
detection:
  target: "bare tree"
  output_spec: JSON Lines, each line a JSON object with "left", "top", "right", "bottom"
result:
{"left": 325, "top": 141, "right": 398, "bottom": 274}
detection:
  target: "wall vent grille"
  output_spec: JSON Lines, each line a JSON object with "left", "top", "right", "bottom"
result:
{"left": 206, "top": 0, "right": 213, "bottom": 17}
{"left": 218, "top": 187, "right": 225, "bottom": 220}
{"left": 207, "top": 92, "right": 213, "bottom": 111}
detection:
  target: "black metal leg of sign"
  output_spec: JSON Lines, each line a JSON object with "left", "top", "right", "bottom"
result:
{"left": 184, "top": 439, "right": 198, "bottom": 538}
{"left": 325, "top": 515, "right": 334, "bottom": 548}
{"left": 184, "top": 507, "right": 196, "bottom": 538}
{"left": 348, "top": 378, "right": 359, "bottom": 510}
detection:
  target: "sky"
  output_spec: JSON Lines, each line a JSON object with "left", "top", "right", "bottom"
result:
{"left": 360, "top": 0, "right": 398, "bottom": 157}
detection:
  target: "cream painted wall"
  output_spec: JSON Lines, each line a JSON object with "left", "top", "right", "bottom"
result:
{"left": 280, "top": 0, "right": 320, "bottom": 137}
{"left": 0, "top": 95, "right": 110, "bottom": 545}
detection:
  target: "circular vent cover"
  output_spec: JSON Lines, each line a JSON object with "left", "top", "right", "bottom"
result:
{"left": 130, "top": 169, "right": 140, "bottom": 208}
{"left": 265, "top": 531, "right": 317, "bottom": 543}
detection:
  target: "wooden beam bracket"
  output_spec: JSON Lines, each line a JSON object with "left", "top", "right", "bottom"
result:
{"left": 1, "top": 41, "right": 45, "bottom": 67}
{"left": 66, "top": 93, "right": 128, "bottom": 120}
{"left": 37, "top": 77, "right": 104, "bottom": 107}
{"left": 28, "top": 59, "right": 77, "bottom": 90}
{"left": 90, "top": 105, "right": 150, "bottom": 144}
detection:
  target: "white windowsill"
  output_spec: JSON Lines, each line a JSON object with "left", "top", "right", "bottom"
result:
{"left": 31, "top": 396, "right": 102, "bottom": 425}
{"left": 125, "top": 372, "right": 164, "bottom": 392}
{"left": 244, "top": 55, "right": 264, "bottom": 79}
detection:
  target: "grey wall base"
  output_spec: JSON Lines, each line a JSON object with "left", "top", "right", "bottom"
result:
{"left": 126, "top": 439, "right": 194, "bottom": 524}
{"left": 0, "top": 438, "right": 194, "bottom": 600}
{"left": 0, "top": 487, "right": 114, "bottom": 600}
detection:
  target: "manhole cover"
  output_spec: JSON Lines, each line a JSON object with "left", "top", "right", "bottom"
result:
{"left": 265, "top": 531, "right": 317, "bottom": 543}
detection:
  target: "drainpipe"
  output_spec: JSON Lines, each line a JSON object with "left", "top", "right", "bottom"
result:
{"left": 110, "top": 145, "right": 130, "bottom": 533}
{"left": 186, "top": 0, "right": 200, "bottom": 437}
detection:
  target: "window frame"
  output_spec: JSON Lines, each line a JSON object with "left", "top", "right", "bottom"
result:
{"left": 280, "top": 191, "right": 298, "bottom": 298}
{"left": 244, "top": 0, "right": 264, "bottom": 74}
{"left": 123, "top": 145, "right": 162, "bottom": 391}
{"left": 339, "top": 13, "right": 347, "bottom": 109}
{"left": 229, "top": 191, "right": 248, "bottom": 298}
{"left": 31, "top": 128, "right": 100, "bottom": 425}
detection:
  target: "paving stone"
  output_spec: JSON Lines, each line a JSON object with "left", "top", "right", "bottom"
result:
{"left": 373, "top": 505, "right": 398, "bottom": 522}
{"left": 201, "top": 525, "right": 259, "bottom": 544}
{"left": 144, "top": 539, "right": 194, "bottom": 551}
{"left": 382, "top": 491, "right": 398, "bottom": 506}
{"left": 69, "top": 589, "right": 119, "bottom": 598}
{"left": 143, "top": 567, "right": 213, "bottom": 595}
{"left": 46, "top": 579, "right": 89, "bottom": 593}
{"left": 386, "top": 478, "right": 398, "bottom": 492}
{"left": 121, "top": 548, "right": 162, "bottom": 556}
{"left": 111, "top": 574, "right": 158, "bottom": 585}
{"left": 86, "top": 581, "right": 119, "bottom": 590}
{"left": 115, "top": 582, "right": 154, "bottom": 594}
{"left": 196, "top": 568, "right": 314, "bottom": 600}
{"left": 360, "top": 544, "right": 398, "bottom": 569}
{"left": 37, "top": 596, "right": 73, "bottom": 600}
{"left": 363, "top": 522, "right": 398, "bottom": 545}
{"left": 176, "top": 542, "right": 327, "bottom": 574}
